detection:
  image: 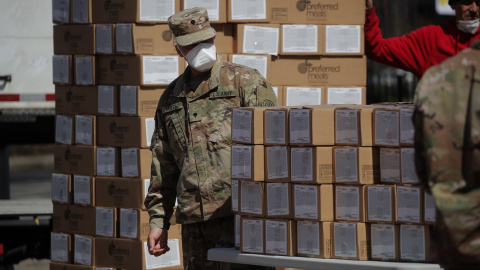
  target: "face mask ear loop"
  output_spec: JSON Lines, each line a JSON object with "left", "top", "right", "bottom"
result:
{"left": 176, "top": 44, "right": 187, "bottom": 60}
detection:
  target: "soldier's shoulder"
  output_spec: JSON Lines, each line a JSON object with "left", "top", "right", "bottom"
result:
{"left": 220, "top": 60, "right": 259, "bottom": 76}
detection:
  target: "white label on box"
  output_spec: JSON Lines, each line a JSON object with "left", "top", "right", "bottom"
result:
{"left": 242, "top": 219, "right": 264, "bottom": 253}
{"left": 97, "top": 147, "right": 116, "bottom": 176}
{"left": 55, "top": 115, "right": 73, "bottom": 145}
{"left": 297, "top": 221, "right": 320, "bottom": 255}
{"left": 335, "top": 110, "right": 359, "bottom": 144}
{"left": 96, "top": 25, "right": 113, "bottom": 54}
{"left": 400, "top": 225, "right": 425, "bottom": 261}
{"left": 272, "top": 86, "right": 278, "bottom": 98}
{"left": 375, "top": 110, "right": 400, "bottom": 146}
{"left": 72, "top": 0, "right": 89, "bottom": 23}
{"left": 325, "top": 25, "right": 361, "bottom": 53}
{"left": 231, "top": 146, "right": 252, "bottom": 179}
{"left": 52, "top": 173, "right": 69, "bottom": 203}
{"left": 401, "top": 148, "right": 419, "bottom": 184}
{"left": 282, "top": 25, "right": 318, "bottom": 53}
{"left": 232, "top": 109, "right": 253, "bottom": 143}
{"left": 145, "top": 118, "right": 155, "bottom": 147}
{"left": 397, "top": 186, "right": 421, "bottom": 223}
{"left": 231, "top": 54, "right": 268, "bottom": 79}
{"left": 140, "top": 0, "right": 175, "bottom": 21}
{"left": 240, "top": 181, "right": 262, "bottom": 215}
{"left": 371, "top": 224, "right": 396, "bottom": 259}
{"left": 294, "top": 185, "right": 318, "bottom": 219}
{"left": 116, "top": 24, "right": 133, "bottom": 53}
{"left": 76, "top": 56, "right": 93, "bottom": 85}
{"left": 380, "top": 148, "right": 401, "bottom": 183}
{"left": 120, "top": 208, "right": 138, "bottom": 238}
{"left": 291, "top": 148, "right": 313, "bottom": 182}
{"left": 231, "top": 180, "right": 239, "bottom": 212}
{"left": 120, "top": 86, "right": 137, "bottom": 115}
{"left": 98, "top": 85, "right": 115, "bottom": 114}
{"left": 144, "top": 239, "right": 181, "bottom": 269}
{"left": 96, "top": 207, "right": 115, "bottom": 237}
{"left": 400, "top": 108, "right": 415, "bottom": 144}
{"left": 243, "top": 26, "right": 279, "bottom": 55}
{"left": 75, "top": 115, "right": 93, "bottom": 145}
{"left": 334, "top": 223, "right": 357, "bottom": 258}
{"left": 327, "top": 87, "right": 362, "bottom": 105}
{"left": 122, "top": 148, "right": 139, "bottom": 177}
{"left": 235, "top": 214, "right": 241, "bottom": 248}
{"left": 231, "top": 0, "right": 266, "bottom": 20}
{"left": 266, "top": 146, "right": 288, "bottom": 179}
{"left": 424, "top": 191, "right": 436, "bottom": 223}
{"left": 286, "top": 87, "right": 321, "bottom": 106}
{"left": 184, "top": 0, "right": 220, "bottom": 21}
{"left": 265, "top": 110, "right": 286, "bottom": 144}
{"left": 74, "top": 235, "right": 92, "bottom": 265}
{"left": 289, "top": 110, "right": 310, "bottom": 144}
{"left": 267, "top": 183, "right": 289, "bottom": 216}
{"left": 143, "top": 56, "right": 179, "bottom": 85}
{"left": 53, "top": 55, "right": 70, "bottom": 84}
{"left": 335, "top": 186, "right": 360, "bottom": 220}
{"left": 74, "top": 175, "right": 91, "bottom": 205}
{"left": 265, "top": 220, "right": 288, "bottom": 255}
{"left": 51, "top": 233, "right": 69, "bottom": 262}
{"left": 145, "top": 179, "right": 151, "bottom": 200}
{"left": 334, "top": 148, "right": 358, "bottom": 182}
{"left": 367, "top": 186, "right": 393, "bottom": 222}
{"left": 52, "top": 0, "right": 70, "bottom": 23}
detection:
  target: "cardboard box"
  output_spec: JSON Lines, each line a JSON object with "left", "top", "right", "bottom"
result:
{"left": 239, "top": 180, "right": 265, "bottom": 217}
{"left": 73, "top": 175, "right": 95, "bottom": 206}
{"left": 92, "top": 0, "right": 181, "bottom": 23}
{"left": 358, "top": 147, "right": 380, "bottom": 185}
{"left": 269, "top": 0, "right": 365, "bottom": 25}
{"left": 335, "top": 185, "right": 365, "bottom": 222}
{"left": 332, "top": 222, "right": 371, "bottom": 260}
{"left": 53, "top": 204, "right": 96, "bottom": 236}
{"left": 95, "top": 177, "right": 149, "bottom": 210}
{"left": 231, "top": 145, "right": 265, "bottom": 181}
{"left": 321, "top": 25, "right": 364, "bottom": 56}
{"left": 358, "top": 106, "right": 374, "bottom": 146}
{"left": 270, "top": 56, "right": 366, "bottom": 87}
{"left": 316, "top": 147, "right": 333, "bottom": 184}
{"left": 75, "top": 115, "right": 96, "bottom": 146}
{"left": 228, "top": 0, "right": 270, "bottom": 23}
{"left": 96, "top": 147, "right": 120, "bottom": 177}
{"left": 395, "top": 185, "right": 422, "bottom": 224}
{"left": 73, "top": 234, "right": 95, "bottom": 266}
{"left": 400, "top": 107, "right": 415, "bottom": 146}
{"left": 121, "top": 148, "right": 152, "bottom": 178}
{"left": 370, "top": 224, "right": 399, "bottom": 261}
{"left": 265, "top": 219, "right": 296, "bottom": 256}
{"left": 55, "top": 114, "right": 75, "bottom": 145}
{"left": 115, "top": 24, "right": 176, "bottom": 55}
{"left": 98, "top": 55, "right": 183, "bottom": 86}
{"left": 399, "top": 225, "right": 430, "bottom": 262}
{"left": 75, "top": 55, "right": 96, "bottom": 86}
{"left": 54, "top": 145, "right": 96, "bottom": 175}
{"left": 229, "top": 54, "right": 272, "bottom": 80}
{"left": 231, "top": 179, "right": 239, "bottom": 213}
{"left": 52, "top": 173, "right": 72, "bottom": 204}
{"left": 265, "top": 182, "right": 292, "bottom": 219}
{"left": 97, "top": 116, "right": 154, "bottom": 148}
{"left": 96, "top": 206, "right": 118, "bottom": 238}
{"left": 293, "top": 184, "right": 333, "bottom": 221}
{"left": 365, "top": 185, "right": 395, "bottom": 223}
{"left": 280, "top": 24, "right": 322, "bottom": 55}
{"left": 51, "top": 232, "right": 72, "bottom": 263}
{"left": 55, "top": 85, "right": 119, "bottom": 116}
{"left": 182, "top": 0, "right": 227, "bottom": 23}
{"left": 264, "top": 108, "right": 288, "bottom": 145}
{"left": 285, "top": 87, "right": 323, "bottom": 106}
{"left": 289, "top": 107, "right": 335, "bottom": 146}
{"left": 96, "top": 24, "right": 115, "bottom": 55}
{"left": 212, "top": 24, "right": 234, "bottom": 53}
{"left": 54, "top": 24, "right": 96, "bottom": 54}
{"left": 120, "top": 86, "right": 165, "bottom": 117}
{"left": 264, "top": 146, "right": 290, "bottom": 182}
{"left": 119, "top": 208, "right": 150, "bottom": 241}
{"left": 236, "top": 24, "right": 280, "bottom": 55}
{"left": 53, "top": 55, "right": 73, "bottom": 85}
{"left": 271, "top": 86, "right": 285, "bottom": 106}
{"left": 296, "top": 221, "right": 332, "bottom": 258}
{"left": 373, "top": 108, "right": 400, "bottom": 147}
{"left": 424, "top": 191, "right": 436, "bottom": 225}
{"left": 401, "top": 148, "right": 420, "bottom": 184}
{"left": 380, "top": 147, "right": 401, "bottom": 184}
{"left": 325, "top": 87, "right": 366, "bottom": 105}
{"left": 72, "top": 0, "right": 92, "bottom": 23}
{"left": 52, "top": 0, "right": 71, "bottom": 24}
{"left": 334, "top": 108, "right": 360, "bottom": 146}
{"left": 290, "top": 147, "right": 316, "bottom": 183}
{"left": 240, "top": 217, "right": 265, "bottom": 254}
{"left": 50, "top": 262, "right": 95, "bottom": 270}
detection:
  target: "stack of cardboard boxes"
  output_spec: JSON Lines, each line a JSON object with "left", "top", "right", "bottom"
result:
{"left": 231, "top": 104, "right": 435, "bottom": 263}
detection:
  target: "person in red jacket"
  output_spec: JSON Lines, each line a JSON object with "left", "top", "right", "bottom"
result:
{"left": 365, "top": 0, "right": 480, "bottom": 78}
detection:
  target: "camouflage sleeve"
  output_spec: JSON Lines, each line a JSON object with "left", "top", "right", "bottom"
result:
{"left": 413, "top": 76, "right": 429, "bottom": 190}
{"left": 144, "top": 113, "right": 180, "bottom": 230}
{"left": 239, "top": 68, "right": 278, "bottom": 107}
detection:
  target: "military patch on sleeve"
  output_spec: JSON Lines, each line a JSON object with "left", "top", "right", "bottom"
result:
{"left": 262, "top": 99, "right": 276, "bottom": 107}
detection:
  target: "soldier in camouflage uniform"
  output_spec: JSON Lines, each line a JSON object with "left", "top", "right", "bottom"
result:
{"left": 414, "top": 40, "right": 480, "bottom": 269}
{"left": 144, "top": 7, "right": 277, "bottom": 270}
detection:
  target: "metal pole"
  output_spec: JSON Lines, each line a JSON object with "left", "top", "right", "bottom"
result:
{"left": 0, "top": 145, "right": 10, "bottom": 199}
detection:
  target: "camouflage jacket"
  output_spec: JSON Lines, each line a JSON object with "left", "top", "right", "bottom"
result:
{"left": 145, "top": 55, "right": 277, "bottom": 229}
{"left": 414, "top": 41, "right": 480, "bottom": 265}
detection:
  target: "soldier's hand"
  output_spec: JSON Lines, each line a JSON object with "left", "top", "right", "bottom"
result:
{"left": 148, "top": 228, "right": 170, "bottom": 256}
{"left": 366, "top": 0, "right": 373, "bottom": 10}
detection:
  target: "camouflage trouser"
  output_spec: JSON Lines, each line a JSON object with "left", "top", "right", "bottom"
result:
{"left": 181, "top": 216, "right": 275, "bottom": 270}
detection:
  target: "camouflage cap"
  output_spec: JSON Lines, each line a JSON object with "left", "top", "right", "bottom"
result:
{"left": 168, "top": 7, "right": 216, "bottom": 47}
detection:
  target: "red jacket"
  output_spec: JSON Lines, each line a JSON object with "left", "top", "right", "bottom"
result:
{"left": 365, "top": 7, "right": 480, "bottom": 78}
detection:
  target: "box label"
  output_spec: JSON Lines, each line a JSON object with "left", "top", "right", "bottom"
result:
{"left": 380, "top": 148, "right": 401, "bottom": 183}
{"left": 265, "top": 220, "right": 288, "bottom": 255}
{"left": 97, "top": 147, "right": 116, "bottom": 176}
{"left": 52, "top": 173, "right": 69, "bottom": 203}
{"left": 231, "top": 146, "right": 252, "bottom": 178}
{"left": 243, "top": 25, "right": 279, "bottom": 55}
{"left": 266, "top": 146, "right": 288, "bottom": 179}
{"left": 96, "top": 207, "right": 115, "bottom": 237}
{"left": 267, "top": 183, "right": 289, "bottom": 216}
{"left": 334, "top": 223, "right": 357, "bottom": 258}
{"left": 335, "top": 186, "right": 360, "bottom": 220}
{"left": 120, "top": 208, "right": 138, "bottom": 238}
{"left": 76, "top": 115, "right": 93, "bottom": 145}
{"left": 334, "top": 148, "right": 358, "bottom": 182}
{"left": 240, "top": 181, "right": 263, "bottom": 215}
{"left": 294, "top": 185, "right": 318, "bottom": 219}
{"left": 282, "top": 25, "right": 318, "bottom": 53}
{"left": 231, "top": 0, "right": 266, "bottom": 20}
{"left": 371, "top": 224, "right": 396, "bottom": 259}
{"left": 325, "top": 25, "right": 361, "bottom": 53}
{"left": 116, "top": 24, "right": 133, "bottom": 53}
{"left": 265, "top": 110, "right": 286, "bottom": 144}
{"left": 242, "top": 219, "right": 264, "bottom": 253}
{"left": 367, "top": 186, "right": 393, "bottom": 222}
{"left": 289, "top": 110, "right": 310, "bottom": 144}
{"left": 335, "top": 110, "right": 359, "bottom": 144}
{"left": 327, "top": 87, "right": 362, "bottom": 105}
{"left": 291, "top": 148, "right": 313, "bottom": 181}
{"left": 74, "top": 175, "right": 91, "bottom": 205}
{"left": 297, "top": 221, "right": 320, "bottom": 255}
{"left": 96, "top": 25, "right": 114, "bottom": 54}
{"left": 286, "top": 87, "right": 321, "bottom": 106}
{"left": 98, "top": 85, "right": 115, "bottom": 114}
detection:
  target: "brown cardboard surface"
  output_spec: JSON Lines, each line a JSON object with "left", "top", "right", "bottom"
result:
{"left": 120, "top": 86, "right": 164, "bottom": 117}
{"left": 75, "top": 115, "right": 96, "bottom": 146}
{"left": 120, "top": 148, "right": 152, "bottom": 178}
{"left": 240, "top": 217, "right": 265, "bottom": 254}
{"left": 239, "top": 180, "right": 265, "bottom": 217}
{"left": 236, "top": 24, "right": 280, "bottom": 54}
{"left": 316, "top": 147, "right": 333, "bottom": 184}
{"left": 97, "top": 116, "right": 153, "bottom": 148}
{"left": 263, "top": 108, "right": 289, "bottom": 145}
{"left": 54, "top": 145, "right": 96, "bottom": 176}
{"left": 115, "top": 24, "right": 176, "bottom": 55}
{"left": 54, "top": 24, "right": 96, "bottom": 55}
{"left": 53, "top": 204, "right": 96, "bottom": 236}
{"left": 365, "top": 185, "right": 395, "bottom": 224}
{"left": 232, "top": 108, "right": 266, "bottom": 145}
{"left": 228, "top": 0, "right": 271, "bottom": 23}
{"left": 264, "top": 219, "right": 296, "bottom": 256}
{"left": 272, "top": 86, "right": 285, "bottom": 106}
{"left": 359, "top": 106, "right": 374, "bottom": 146}
{"left": 95, "top": 177, "right": 148, "bottom": 210}
{"left": 73, "top": 234, "right": 95, "bottom": 266}
{"left": 213, "top": 24, "right": 234, "bottom": 53}
{"left": 309, "top": 106, "right": 336, "bottom": 145}
{"left": 334, "top": 185, "right": 365, "bottom": 222}
{"left": 265, "top": 182, "right": 292, "bottom": 219}
{"left": 319, "top": 184, "right": 334, "bottom": 222}
{"left": 370, "top": 223, "right": 399, "bottom": 261}
{"left": 50, "top": 262, "right": 95, "bottom": 270}
{"left": 92, "top": 0, "right": 181, "bottom": 23}
{"left": 51, "top": 232, "right": 72, "bottom": 263}
{"left": 55, "top": 85, "right": 119, "bottom": 116}
{"left": 358, "top": 147, "right": 380, "bottom": 185}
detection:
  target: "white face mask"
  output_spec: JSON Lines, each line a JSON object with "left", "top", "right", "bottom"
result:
{"left": 178, "top": 42, "right": 217, "bottom": 72}
{"left": 457, "top": 19, "right": 480, "bottom": 35}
